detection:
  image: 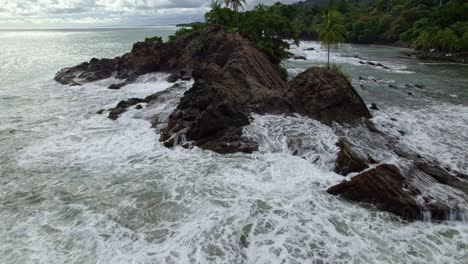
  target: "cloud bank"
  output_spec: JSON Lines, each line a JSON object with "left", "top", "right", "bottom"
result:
{"left": 0, "top": 0, "right": 298, "bottom": 28}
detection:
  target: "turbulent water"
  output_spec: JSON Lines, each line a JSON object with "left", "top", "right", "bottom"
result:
{"left": 1, "top": 28, "right": 468, "bottom": 263}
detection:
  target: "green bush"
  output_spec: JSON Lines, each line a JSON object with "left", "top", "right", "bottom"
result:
{"left": 330, "top": 64, "right": 351, "bottom": 82}
{"left": 144, "top": 36, "right": 163, "bottom": 44}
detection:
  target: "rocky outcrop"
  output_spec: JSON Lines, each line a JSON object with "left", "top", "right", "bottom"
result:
{"left": 160, "top": 66, "right": 372, "bottom": 153}
{"left": 416, "top": 51, "right": 467, "bottom": 64}
{"left": 56, "top": 27, "right": 371, "bottom": 153}
{"left": 284, "top": 68, "right": 372, "bottom": 125}
{"left": 328, "top": 162, "right": 468, "bottom": 221}
{"left": 55, "top": 42, "right": 169, "bottom": 87}
{"left": 328, "top": 164, "right": 423, "bottom": 221}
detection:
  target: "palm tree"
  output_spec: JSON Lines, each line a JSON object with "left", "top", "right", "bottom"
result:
{"left": 225, "top": 0, "right": 247, "bottom": 31}
{"left": 316, "top": 10, "right": 347, "bottom": 68}
{"left": 206, "top": 0, "right": 222, "bottom": 25}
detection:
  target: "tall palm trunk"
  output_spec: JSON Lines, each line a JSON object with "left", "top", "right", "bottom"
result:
{"left": 327, "top": 44, "right": 331, "bottom": 68}
{"left": 235, "top": 6, "right": 239, "bottom": 34}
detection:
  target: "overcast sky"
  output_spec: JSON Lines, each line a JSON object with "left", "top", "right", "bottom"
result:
{"left": 0, "top": 0, "right": 299, "bottom": 29}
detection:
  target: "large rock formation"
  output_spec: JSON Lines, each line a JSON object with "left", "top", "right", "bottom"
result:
{"left": 56, "top": 26, "right": 371, "bottom": 154}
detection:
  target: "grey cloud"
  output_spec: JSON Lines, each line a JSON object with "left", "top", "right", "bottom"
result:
{"left": 0, "top": 0, "right": 301, "bottom": 28}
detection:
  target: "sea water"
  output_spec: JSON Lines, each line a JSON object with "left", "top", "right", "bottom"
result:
{"left": 1, "top": 27, "right": 467, "bottom": 263}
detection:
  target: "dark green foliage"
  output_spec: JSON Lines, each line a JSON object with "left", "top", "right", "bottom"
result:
{"left": 237, "top": 0, "right": 467, "bottom": 53}
{"left": 330, "top": 64, "right": 351, "bottom": 82}
{"left": 239, "top": 5, "right": 298, "bottom": 63}
{"left": 167, "top": 23, "right": 209, "bottom": 43}
{"left": 162, "top": 0, "right": 466, "bottom": 61}
{"left": 144, "top": 36, "right": 163, "bottom": 44}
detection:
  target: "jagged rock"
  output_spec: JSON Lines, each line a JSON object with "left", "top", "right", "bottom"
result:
{"left": 415, "top": 84, "right": 424, "bottom": 89}
{"left": 328, "top": 164, "right": 423, "bottom": 220}
{"left": 415, "top": 161, "right": 468, "bottom": 196}
{"left": 108, "top": 80, "right": 133, "bottom": 90}
{"left": 304, "top": 47, "right": 315, "bottom": 51}
{"left": 108, "top": 98, "right": 145, "bottom": 120}
{"left": 370, "top": 103, "right": 379, "bottom": 110}
{"left": 293, "top": 55, "right": 307, "bottom": 60}
{"left": 285, "top": 68, "right": 372, "bottom": 125}
{"left": 329, "top": 162, "right": 468, "bottom": 221}
{"left": 106, "top": 83, "right": 185, "bottom": 120}
{"left": 333, "top": 139, "right": 371, "bottom": 176}
{"left": 166, "top": 72, "right": 180, "bottom": 83}
{"left": 55, "top": 42, "right": 167, "bottom": 86}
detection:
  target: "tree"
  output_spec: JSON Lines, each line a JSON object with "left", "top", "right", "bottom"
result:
{"left": 224, "top": 0, "right": 247, "bottom": 31}
{"left": 240, "top": 7, "right": 298, "bottom": 63}
{"left": 206, "top": 0, "right": 222, "bottom": 25}
{"left": 317, "top": 10, "right": 347, "bottom": 68}
{"left": 205, "top": 0, "right": 236, "bottom": 27}
{"left": 434, "top": 28, "right": 459, "bottom": 53}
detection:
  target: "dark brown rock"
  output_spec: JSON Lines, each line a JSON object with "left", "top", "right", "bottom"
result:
{"left": 327, "top": 164, "right": 423, "bottom": 221}
{"left": 293, "top": 55, "right": 307, "bottom": 60}
{"left": 415, "top": 161, "right": 468, "bottom": 196}
{"left": 285, "top": 68, "right": 372, "bottom": 125}
{"left": 328, "top": 164, "right": 467, "bottom": 221}
{"left": 55, "top": 42, "right": 167, "bottom": 86}
{"left": 108, "top": 98, "right": 145, "bottom": 120}
{"left": 333, "top": 139, "right": 371, "bottom": 176}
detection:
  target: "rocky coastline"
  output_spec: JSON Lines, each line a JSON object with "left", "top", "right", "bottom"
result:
{"left": 55, "top": 26, "right": 468, "bottom": 222}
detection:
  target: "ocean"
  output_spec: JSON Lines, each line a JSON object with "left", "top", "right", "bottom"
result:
{"left": 0, "top": 27, "right": 467, "bottom": 263}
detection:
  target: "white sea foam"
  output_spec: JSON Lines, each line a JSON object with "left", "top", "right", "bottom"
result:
{"left": 372, "top": 103, "right": 468, "bottom": 174}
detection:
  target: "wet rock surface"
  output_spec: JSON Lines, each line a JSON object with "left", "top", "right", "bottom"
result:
{"left": 328, "top": 164, "right": 424, "bottom": 221}
{"left": 328, "top": 158, "right": 468, "bottom": 221}
{"left": 333, "top": 139, "right": 372, "bottom": 176}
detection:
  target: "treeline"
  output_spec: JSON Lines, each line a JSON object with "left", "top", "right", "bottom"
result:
{"left": 151, "top": 0, "right": 467, "bottom": 64}
{"left": 273, "top": 0, "right": 468, "bottom": 52}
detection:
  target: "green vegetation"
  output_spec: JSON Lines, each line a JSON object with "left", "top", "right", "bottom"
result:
{"left": 317, "top": 10, "right": 347, "bottom": 68}
{"left": 153, "top": 0, "right": 466, "bottom": 65}
{"left": 224, "top": 0, "right": 247, "bottom": 30}
{"left": 330, "top": 63, "right": 351, "bottom": 82}
{"left": 144, "top": 36, "right": 163, "bottom": 44}
{"left": 288, "top": 0, "right": 467, "bottom": 53}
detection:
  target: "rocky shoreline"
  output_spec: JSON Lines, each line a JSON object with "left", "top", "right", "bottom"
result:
{"left": 55, "top": 26, "right": 468, "bottom": 222}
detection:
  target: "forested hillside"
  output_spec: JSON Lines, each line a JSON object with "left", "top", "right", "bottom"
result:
{"left": 281, "top": 0, "right": 467, "bottom": 52}
{"left": 171, "top": 0, "right": 466, "bottom": 63}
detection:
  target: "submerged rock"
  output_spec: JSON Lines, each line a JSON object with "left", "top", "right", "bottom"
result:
{"left": 293, "top": 55, "right": 307, "bottom": 60}
{"left": 415, "top": 161, "right": 468, "bottom": 196}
